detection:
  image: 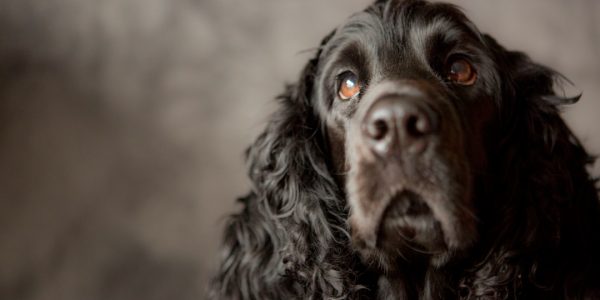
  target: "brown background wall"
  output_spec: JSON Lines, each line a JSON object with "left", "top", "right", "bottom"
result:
{"left": 0, "top": 0, "right": 598, "bottom": 299}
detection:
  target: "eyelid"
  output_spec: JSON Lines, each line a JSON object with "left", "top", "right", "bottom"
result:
{"left": 335, "top": 69, "right": 357, "bottom": 81}
{"left": 445, "top": 53, "right": 475, "bottom": 65}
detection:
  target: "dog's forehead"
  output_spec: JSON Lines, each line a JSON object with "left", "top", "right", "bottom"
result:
{"left": 322, "top": 2, "right": 480, "bottom": 66}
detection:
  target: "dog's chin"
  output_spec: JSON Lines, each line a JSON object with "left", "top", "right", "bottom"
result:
{"left": 350, "top": 188, "right": 473, "bottom": 270}
{"left": 378, "top": 191, "right": 446, "bottom": 253}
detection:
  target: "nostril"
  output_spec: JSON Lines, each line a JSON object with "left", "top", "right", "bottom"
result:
{"left": 405, "top": 114, "right": 431, "bottom": 138}
{"left": 373, "top": 119, "right": 389, "bottom": 140}
{"left": 405, "top": 115, "right": 420, "bottom": 138}
{"left": 367, "top": 118, "right": 389, "bottom": 141}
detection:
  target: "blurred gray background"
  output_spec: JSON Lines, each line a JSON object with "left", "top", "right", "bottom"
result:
{"left": 0, "top": 0, "right": 598, "bottom": 299}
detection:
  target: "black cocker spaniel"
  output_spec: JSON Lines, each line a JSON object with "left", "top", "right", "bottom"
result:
{"left": 209, "top": 0, "right": 600, "bottom": 299}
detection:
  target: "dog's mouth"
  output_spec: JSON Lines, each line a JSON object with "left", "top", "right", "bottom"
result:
{"left": 377, "top": 190, "right": 446, "bottom": 254}
{"left": 348, "top": 162, "right": 476, "bottom": 267}
{"left": 384, "top": 190, "right": 431, "bottom": 219}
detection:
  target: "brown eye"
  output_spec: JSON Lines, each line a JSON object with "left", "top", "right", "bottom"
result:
{"left": 446, "top": 58, "right": 477, "bottom": 85}
{"left": 338, "top": 72, "right": 360, "bottom": 100}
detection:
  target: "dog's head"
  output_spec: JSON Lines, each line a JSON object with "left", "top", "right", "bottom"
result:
{"left": 213, "top": 1, "right": 593, "bottom": 298}
{"left": 298, "top": 0, "right": 572, "bottom": 270}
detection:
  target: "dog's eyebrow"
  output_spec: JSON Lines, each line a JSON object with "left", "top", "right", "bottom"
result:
{"left": 410, "top": 16, "right": 481, "bottom": 50}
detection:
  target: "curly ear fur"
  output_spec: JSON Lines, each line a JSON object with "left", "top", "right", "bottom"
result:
{"left": 208, "top": 33, "right": 368, "bottom": 299}
{"left": 459, "top": 36, "right": 600, "bottom": 300}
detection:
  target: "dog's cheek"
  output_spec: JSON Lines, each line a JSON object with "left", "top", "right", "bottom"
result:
{"left": 326, "top": 122, "right": 347, "bottom": 177}
{"left": 465, "top": 96, "right": 498, "bottom": 173}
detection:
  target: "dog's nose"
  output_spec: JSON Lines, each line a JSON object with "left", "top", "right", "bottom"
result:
{"left": 362, "top": 96, "right": 436, "bottom": 156}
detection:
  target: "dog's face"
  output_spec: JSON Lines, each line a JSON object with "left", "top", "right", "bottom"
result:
{"left": 313, "top": 1, "right": 503, "bottom": 268}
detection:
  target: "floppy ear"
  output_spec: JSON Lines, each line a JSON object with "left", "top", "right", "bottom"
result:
{"left": 464, "top": 35, "right": 599, "bottom": 299}
{"left": 482, "top": 34, "right": 592, "bottom": 235}
{"left": 502, "top": 46, "right": 580, "bottom": 107}
{"left": 482, "top": 34, "right": 582, "bottom": 151}
{"left": 209, "top": 31, "right": 363, "bottom": 299}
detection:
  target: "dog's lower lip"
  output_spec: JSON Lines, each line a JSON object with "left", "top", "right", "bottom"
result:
{"left": 374, "top": 190, "right": 449, "bottom": 251}
{"left": 379, "top": 190, "right": 437, "bottom": 243}
{"left": 385, "top": 190, "right": 431, "bottom": 219}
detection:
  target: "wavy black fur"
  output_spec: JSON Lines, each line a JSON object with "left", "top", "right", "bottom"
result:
{"left": 208, "top": 40, "right": 367, "bottom": 299}
{"left": 209, "top": 1, "right": 600, "bottom": 299}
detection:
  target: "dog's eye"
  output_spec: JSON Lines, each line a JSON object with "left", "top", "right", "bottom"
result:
{"left": 338, "top": 72, "right": 361, "bottom": 100}
{"left": 446, "top": 58, "right": 477, "bottom": 86}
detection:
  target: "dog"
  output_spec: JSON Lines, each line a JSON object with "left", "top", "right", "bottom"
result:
{"left": 209, "top": 0, "right": 600, "bottom": 298}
